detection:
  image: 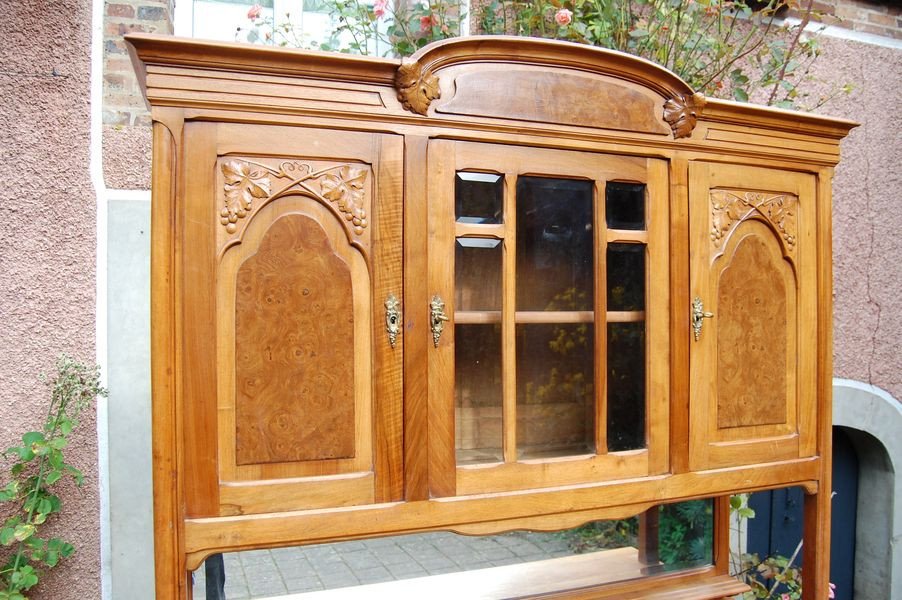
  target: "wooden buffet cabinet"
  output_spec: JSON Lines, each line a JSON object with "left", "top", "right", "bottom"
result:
{"left": 127, "top": 33, "right": 855, "bottom": 599}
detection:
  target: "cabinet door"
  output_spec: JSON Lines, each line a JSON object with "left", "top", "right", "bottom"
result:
{"left": 688, "top": 163, "right": 817, "bottom": 471}
{"left": 426, "top": 140, "right": 669, "bottom": 496}
{"left": 181, "top": 123, "right": 403, "bottom": 516}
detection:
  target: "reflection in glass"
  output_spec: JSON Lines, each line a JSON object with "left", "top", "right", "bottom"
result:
{"left": 192, "top": 504, "right": 713, "bottom": 598}
{"left": 456, "top": 172, "right": 503, "bottom": 224}
{"left": 607, "top": 322, "right": 646, "bottom": 451}
{"left": 657, "top": 500, "right": 714, "bottom": 570}
{"left": 455, "top": 238, "right": 502, "bottom": 312}
{"left": 456, "top": 324, "right": 503, "bottom": 464}
{"left": 516, "top": 323, "right": 595, "bottom": 459}
{"left": 607, "top": 244, "right": 646, "bottom": 311}
{"left": 516, "top": 177, "right": 594, "bottom": 311}
{"left": 605, "top": 182, "right": 646, "bottom": 230}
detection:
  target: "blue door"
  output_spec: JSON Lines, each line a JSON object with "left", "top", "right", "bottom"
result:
{"left": 747, "top": 428, "right": 858, "bottom": 599}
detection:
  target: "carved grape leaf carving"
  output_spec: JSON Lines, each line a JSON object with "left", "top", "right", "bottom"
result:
{"left": 396, "top": 59, "right": 441, "bottom": 116}
{"left": 221, "top": 160, "right": 271, "bottom": 234}
{"left": 219, "top": 159, "right": 370, "bottom": 237}
{"left": 320, "top": 166, "right": 369, "bottom": 235}
{"left": 710, "top": 190, "right": 797, "bottom": 250}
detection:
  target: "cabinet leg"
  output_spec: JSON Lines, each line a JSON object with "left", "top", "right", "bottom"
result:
{"left": 802, "top": 483, "right": 832, "bottom": 599}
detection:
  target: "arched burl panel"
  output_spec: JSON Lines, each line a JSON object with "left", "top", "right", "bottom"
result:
{"left": 235, "top": 214, "right": 355, "bottom": 465}
{"left": 715, "top": 226, "right": 793, "bottom": 430}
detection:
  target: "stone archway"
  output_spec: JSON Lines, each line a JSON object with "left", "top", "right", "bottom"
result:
{"left": 833, "top": 378, "right": 902, "bottom": 600}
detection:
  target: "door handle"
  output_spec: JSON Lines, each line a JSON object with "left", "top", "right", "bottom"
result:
{"left": 385, "top": 294, "right": 401, "bottom": 348}
{"left": 430, "top": 295, "right": 450, "bottom": 348}
{"left": 692, "top": 296, "right": 714, "bottom": 342}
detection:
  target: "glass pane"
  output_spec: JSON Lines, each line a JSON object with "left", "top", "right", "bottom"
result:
{"left": 607, "top": 322, "right": 645, "bottom": 451}
{"left": 456, "top": 172, "right": 503, "bottom": 224}
{"left": 455, "top": 238, "right": 502, "bottom": 312}
{"left": 607, "top": 243, "right": 645, "bottom": 311}
{"left": 516, "top": 177, "right": 594, "bottom": 311}
{"left": 658, "top": 500, "right": 714, "bottom": 570}
{"left": 456, "top": 324, "right": 503, "bottom": 465}
{"left": 605, "top": 182, "right": 645, "bottom": 230}
{"left": 516, "top": 323, "right": 595, "bottom": 459}
{"left": 192, "top": 505, "right": 713, "bottom": 598}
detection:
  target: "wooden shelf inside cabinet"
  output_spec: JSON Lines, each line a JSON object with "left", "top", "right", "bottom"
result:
{"left": 127, "top": 31, "right": 856, "bottom": 600}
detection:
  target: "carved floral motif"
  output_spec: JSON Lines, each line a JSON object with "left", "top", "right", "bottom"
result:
{"left": 220, "top": 159, "right": 370, "bottom": 236}
{"left": 710, "top": 190, "right": 797, "bottom": 250}
{"left": 221, "top": 160, "right": 271, "bottom": 234}
{"left": 396, "top": 59, "right": 441, "bottom": 116}
{"left": 663, "top": 92, "right": 706, "bottom": 139}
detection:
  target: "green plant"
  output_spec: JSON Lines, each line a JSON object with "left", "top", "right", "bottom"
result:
{"left": 479, "top": 0, "right": 845, "bottom": 109}
{"left": 729, "top": 494, "right": 836, "bottom": 600}
{"left": 0, "top": 356, "right": 106, "bottom": 600}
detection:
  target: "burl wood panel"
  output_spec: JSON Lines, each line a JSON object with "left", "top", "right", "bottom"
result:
{"left": 235, "top": 214, "right": 355, "bottom": 465}
{"left": 436, "top": 69, "right": 670, "bottom": 135}
{"left": 716, "top": 231, "right": 788, "bottom": 429}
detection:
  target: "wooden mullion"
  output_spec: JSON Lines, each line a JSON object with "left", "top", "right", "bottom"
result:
{"left": 606, "top": 229, "right": 649, "bottom": 244}
{"left": 502, "top": 173, "right": 517, "bottom": 464}
{"left": 596, "top": 178, "right": 609, "bottom": 455}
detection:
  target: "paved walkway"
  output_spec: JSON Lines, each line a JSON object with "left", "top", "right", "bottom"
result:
{"left": 192, "top": 530, "right": 577, "bottom": 599}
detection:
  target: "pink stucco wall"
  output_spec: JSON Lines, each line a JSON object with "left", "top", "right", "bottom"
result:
{"left": 0, "top": 1, "right": 99, "bottom": 598}
{"left": 811, "top": 36, "right": 902, "bottom": 402}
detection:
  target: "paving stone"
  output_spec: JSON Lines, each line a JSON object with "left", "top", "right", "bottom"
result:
{"left": 355, "top": 565, "right": 395, "bottom": 584}
{"left": 386, "top": 561, "right": 428, "bottom": 578}
{"left": 246, "top": 575, "right": 287, "bottom": 597}
{"left": 341, "top": 549, "right": 384, "bottom": 570}
{"left": 284, "top": 576, "right": 325, "bottom": 593}
{"left": 415, "top": 556, "right": 457, "bottom": 572}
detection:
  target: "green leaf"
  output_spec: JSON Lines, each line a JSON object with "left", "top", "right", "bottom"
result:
{"left": 65, "top": 465, "right": 84, "bottom": 486}
{"left": 22, "top": 432, "right": 44, "bottom": 447}
{"left": 44, "top": 470, "right": 62, "bottom": 486}
{"left": 48, "top": 438, "right": 67, "bottom": 450}
{"left": 730, "top": 495, "right": 742, "bottom": 510}
{"left": 13, "top": 523, "right": 35, "bottom": 542}
{"left": 733, "top": 88, "right": 749, "bottom": 102}
{"left": 629, "top": 28, "right": 649, "bottom": 38}
{"left": 33, "top": 512, "right": 47, "bottom": 525}
{"left": 24, "top": 535, "right": 44, "bottom": 550}
{"left": 10, "top": 463, "right": 24, "bottom": 476}
{"left": 0, "top": 526, "right": 16, "bottom": 545}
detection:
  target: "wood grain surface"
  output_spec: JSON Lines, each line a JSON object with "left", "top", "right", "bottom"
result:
{"left": 716, "top": 231, "right": 788, "bottom": 429}
{"left": 235, "top": 214, "right": 355, "bottom": 465}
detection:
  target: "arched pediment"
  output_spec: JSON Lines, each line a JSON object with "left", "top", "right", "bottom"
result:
{"left": 395, "top": 36, "right": 704, "bottom": 138}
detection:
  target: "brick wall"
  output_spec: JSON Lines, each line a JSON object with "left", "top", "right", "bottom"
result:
{"left": 104, "top": 0, "right": 173, "bottom": 127}
{"left": 794, "top": 0, "right": 901, "bottom": 40}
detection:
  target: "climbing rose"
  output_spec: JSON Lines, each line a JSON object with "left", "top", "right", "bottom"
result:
{"left": 829, "top": 583, "right": 836, "bottom": 599}
{"left": 247, "top": 4, "right": 263, "bottom": 20}
{"left": 420, "top": 14, "right": 437, "bottom": 31}
{"left": 554, "top": 8, "right": 572, "bottom": 26}
{"left": 373, "top": 0, "right": 387, "bottom": 18}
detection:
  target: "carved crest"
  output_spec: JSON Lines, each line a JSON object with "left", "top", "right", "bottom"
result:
{"left": 710, "top": 190, "right": 797, "bottom": 250}
{"left": 396, "top": 59, "right": 440, "bottom": 116}
{"left": 663, "top": 92, "right": 706, "bottom": 139}
{"left": 220, "top": 159, "right": 369, "bottom": 236}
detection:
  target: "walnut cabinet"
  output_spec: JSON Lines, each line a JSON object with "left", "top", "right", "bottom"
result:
{"left": 128, "top": 34, "right": 855, "bottom": 599}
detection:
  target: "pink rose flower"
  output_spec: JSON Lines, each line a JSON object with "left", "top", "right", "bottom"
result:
{"left": 247, "top": 3, "right": 263, "bottom": 20}
{"left": 554, "top": 8, "right": 572, "bottom": 26}
{"left": 829, "top": 583, "right": 836, "bottom": 599}
{"left": 420, "top": 14, "right": 437, "bottom": 32}
{"left": 373, "top": 0, "right": 387, "bottom": 18}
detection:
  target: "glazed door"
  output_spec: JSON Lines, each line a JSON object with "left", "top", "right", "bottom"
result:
{"left": 426, "top": 140, "right": 669, "bottom": 497}
{"left": 688, "top": 163, "right": 817, "bottom": 470}
{"left": 180, "top": 123, "right": 403, "bottom": 518}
